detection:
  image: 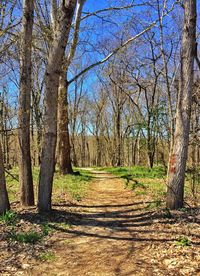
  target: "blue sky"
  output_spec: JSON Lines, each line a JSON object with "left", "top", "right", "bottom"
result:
{"left": 86, "top": 0, "right": 107, "bottom": 11}
{"left": 68, "top": 0, "right": 184, "bottom": 98}
{"left": 2, "top": 0, "right": 200, "bottom": 105}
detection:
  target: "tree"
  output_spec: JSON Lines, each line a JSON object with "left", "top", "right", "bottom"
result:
{"left": 0, "top": 140, "right": 10, "bottom": 214}
{"left": 57, "top": 71, "right": 73, "bottom": 174}
{"left": 107, "top": 65, "right": 127, "bottom": 166}
{"left": 166, "top": 0, "right": 196, "bottom": 209}
{"left": 0, "top": 87, "right": 11, "bottom": 168}
{"left": 18, "top": 0, "right": 34, "bottom": 206}
{"left": 38, "top": 0, "right": 77, "bottom": 212}
{"left": 57, "top": 0, "right": 85, "bottom": 174}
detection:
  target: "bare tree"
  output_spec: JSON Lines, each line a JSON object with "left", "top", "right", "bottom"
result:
{"left": 0, "top": 140, "right": 10, "bottom": 214}
{"left": 57, "top": 71, "right": 73, "bottom": 174}
{"left": 166, "top": 0, "right": 196, "bottom": 209}
{"left": 38, "top": 0, "right": 77, "bottom": 212}
{"left": 57, "top": 0, "right": 85, "bottom": 174}
{"left": 18, "top": 0, "right": 34, "bottom": 206}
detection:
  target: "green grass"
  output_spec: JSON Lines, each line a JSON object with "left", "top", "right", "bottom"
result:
{"left": 6, "top": 165, "right": 199, "bottom": 207}
{"left": 101, "top": 166, "right": 166, "bottom": 179}
{"left": 9, "top": 230, "right": 43, "bottom": 244}
{"left": 176, "top": 236, "right": 191, "bottom": 246}
{"left": 53, "top": 170, "right": 92, "bottom": 202}
{"left": 41, "top": 223, "right": 54, "bottom": 236}
{"left": 38, "top": 251, "right": 56, "bottom": 262}
{"left": 101, "top": 165, "right": 199, "bottom": 207}
{"left": 8, "top": 222, "right": 54, "bottom": 244}
{"left": 5, "top": 167, "right": 93, "bottom": 203}
{"left": 100, "top": 166, "right": 167, "bottom": 208}
{"left": 51, "top": 222, "right": 71, "bottom": 229}
{"left": 5, "top": 167, "right": 20, "bottom": 201}
{"left": 135, "top": 190, "right": 148, "bottom": 196}
{"left": 0, "top": 210, "right": 18, "bottom": 225}
{"left": 146, "top": 200, "right": 162, "bottom": 209}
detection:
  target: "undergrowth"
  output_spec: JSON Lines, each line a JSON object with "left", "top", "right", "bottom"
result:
{"left": 0, "top": 210, "right": 18, "bottom": 225}
{"left": 101, "top": 166, "right": 200, "bottom": 206}
{"left": 6, "top": 167, "right": 93, "bottom": 203}
{"left": 176, "top": 236, "right": 191, "bottom": 246}
{"left": 102, "top": 166, "right": 165, "bottom": 179}
{"left": 38, "top": 251, "right": 56, "bottom": 262}
{"left": 9, "top": 230, "right": 43, "bottom": 244}
{"left": 101, "top": 166, "right": 166, "bottom": 207}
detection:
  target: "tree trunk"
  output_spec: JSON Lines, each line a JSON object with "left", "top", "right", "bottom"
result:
{"left": 132, "top": 129, "right": 140, "bottom": 166}
{"left": 147, "top": 127, "right": 153, "bottom": 169}
{"left": 95, "top": 134, "right": 102, "bottom": 167}
{"left": 57, "top": 0, "right": 85, "bottom": 173}
{"left": 32, "top": 86, "right": 43, "bottom": 165}
{"left": 38, "top": 1, "right": 76, "bottom": 212}
{"left": 137, "top": 133, "right": 141, "bottom": 165}
{"left": 81, "top": 123, "right": 86, "bottom": 167}
{"left": 116, "top": 109, "right": 121, "bottom": 166}
{"left": 57, "top": 71, "right": 73, "bottom": 174}
{"left": 0, "top": 141, "right": 10, "bottom": 214}
{"left": 166, "top": 0, "right": 196, "bottom": 209}
{"left": 71, "top": 133, "right": 78, "bottom": 167}
{"left": 86, "top": 142, "right": 90, "bottom": 167}
{"left": 18, "top": 0, "right": 34, "bottom": 206}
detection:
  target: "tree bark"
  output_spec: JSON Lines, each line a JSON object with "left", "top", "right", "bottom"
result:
{"left": 166, "top": 0, "right": 196, "bottom": 209}
{"left": 96, "top": 136, "right": 102, "bottom": 167}
{"left": 18, "top": 0, "right": 34, "bottom": 206}
{"left": 81, "top": 120, "right": 86, "bottom": 167}
{"left": 0, "top": 141, "right": 10, "bottom": 214}
{"left": 116, "top": 108, "right": 121, "bottom": 166}
{"left": 56, "top": 0, "right": 85, "bottom": 173}
{"left": 57, "top": 72, "right": 73, "bottom": 174}
{"left": 38, "top": 1, "right": 76, "bottom": 212}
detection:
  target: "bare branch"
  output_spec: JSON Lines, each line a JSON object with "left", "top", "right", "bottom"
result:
{"left": 68, "top": 1, "right": 179, "bottom": 85}
{"left": 51, "top": 0, "right": 58, "bottom": 32}
{"left": 66, "top": 0, "right": 86, "bottom": 68}
{"left": 80, "top": 2, "right": 150, "bottom": 22}
{"left": 68, "top": 22, "right": 156, "bottom": 84}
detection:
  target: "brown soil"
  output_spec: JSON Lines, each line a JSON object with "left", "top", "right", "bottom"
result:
{"left": 1, "top": 170, "right": 200, "bottom": 276}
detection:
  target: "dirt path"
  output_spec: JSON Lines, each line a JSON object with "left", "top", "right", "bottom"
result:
{"left": 26, "top": 170, "right": 200, "bottom": 276}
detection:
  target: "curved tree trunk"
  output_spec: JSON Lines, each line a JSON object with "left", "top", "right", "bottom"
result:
{"left": 0, "top": 141, "right": 10, "bottom": 214}
{"left": 18, "top": 0, "right": 34, "bottom": 206}
{"left": 166, "top": 0, "right": 196, "bottom": 209}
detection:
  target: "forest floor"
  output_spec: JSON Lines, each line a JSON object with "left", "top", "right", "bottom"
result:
{"left": 1, "top": 169, "right": 200, "bottom": 276}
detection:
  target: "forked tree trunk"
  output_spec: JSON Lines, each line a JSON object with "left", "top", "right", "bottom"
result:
{"left": 56, "top": 0, "right": 85, "bottom": 173}
{"left": 38, "top": 1, "right": 76, "bottom": 212}
{"left": 57, "top": 72, "right": 73, "bottom": 174}
{"left": 18, "top": 0, "right": 34, "bottom": 206}
{"left": 166, "top": 0, "right": 196, "bottom": 209}
{"left": 0, "top": 141, "right": 10, "bottom": 214}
